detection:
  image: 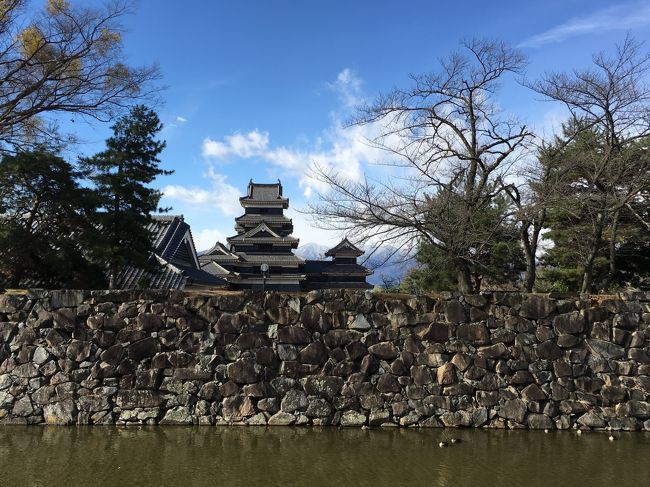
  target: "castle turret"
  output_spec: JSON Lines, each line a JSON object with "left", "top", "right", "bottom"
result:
{"left": 303, "top": 238, "right": 373, "bottom": 290}
{"left": 220, "top": 181, "right": 305, "bottom": 291}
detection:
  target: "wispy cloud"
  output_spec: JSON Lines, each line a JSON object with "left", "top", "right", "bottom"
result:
{"left": 162, "top": 166, "right": 241, "bottom": 216}
{"left": 328, "top": 68, "right": 363, "bottom": 108}
{"left": 519, "top": 2, "right": 650, "bottom": 48}
{"left": 193, "top": 227, "right": 227, "bottom": 252}
{"left": 202, "top": 130, "right": 270, "bottom": 159}
{"left": 176, "top": 116, "right": 188, "bottom": 123}
{"left": 197, "top": 69, "right": 395, "bottom": 197}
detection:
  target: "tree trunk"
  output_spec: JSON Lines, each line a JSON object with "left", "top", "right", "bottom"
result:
{"left": 456, "top": 261, "right": 474, "bottom": 293}
{"left": 108, "top": 265, "right": 116, "bottom": 290}
{"left": 520, "top": 222, "right": 536, "bottom": 292}
{"left": 604, "top": 209, "right": 620, "bottom": 290}
{"left": 519, "top": 209, "right": 545, "bottom": 292}
{"left": 473, "top": 273, "right": 482, "bottom": 293}
{"left": 523, "top": 251, "right": 536, "bottom": 292}
{"left": 581, "top": 211, "right": 607, "bottom": 294}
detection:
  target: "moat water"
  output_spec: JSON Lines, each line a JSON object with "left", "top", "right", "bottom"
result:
{"left": 1, "top": 427, "right": 648, "bottom": 486}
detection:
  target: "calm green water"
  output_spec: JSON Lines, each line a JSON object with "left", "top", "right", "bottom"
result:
{"left": 0, "top": 427, "right": 648, "bottom": 487}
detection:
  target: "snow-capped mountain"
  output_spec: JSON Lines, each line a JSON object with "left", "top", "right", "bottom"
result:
{"left": 294, "top": 242, "right": 328, "bottom": 261}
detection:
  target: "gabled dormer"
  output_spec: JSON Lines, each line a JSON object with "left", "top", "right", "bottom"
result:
{"left": 227, "top": 222, "right": 299, "bottom": 249}
{"left": 325, "top": 238, "right": 364, "bottom": 265}
{"left": 203, "top": 241, "right": 236, "bottom": 257}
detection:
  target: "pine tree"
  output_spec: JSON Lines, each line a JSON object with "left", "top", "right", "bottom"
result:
{"left": 82, "top": 105, "right": 170, "bottom": 288}
{"left": 402, "top": 197, "right": 525, "bottom": 293}
{"left": 0, "top": 150, "right": 104, "bottom": 288}
{"left": 540, "top": 121, "right": 650, "bottom": 292}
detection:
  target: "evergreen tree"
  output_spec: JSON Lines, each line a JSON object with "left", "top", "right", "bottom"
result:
{"left": 402, "top": 197, "right": 525, "bottom": 293}
{"left": 540, "top": 121, "right": 650, "bottom": 291}
{"left": 82, "top": 105, "right": 169, "bottom": 288}
{"left": 0, "top": 150, "right": 104, "bottom": 288}
{"left": 532, "top": 37, "right": 650, "bottom": 292}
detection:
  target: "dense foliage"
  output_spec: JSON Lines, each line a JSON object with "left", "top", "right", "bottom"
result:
{"left": 0, "top": 150, "right": 104, "bottom": 287}
{"left": 0, "top": 106, "right": 169, "bottom": 289}
{"left": 81, "top": 105, "right": 169, "bottom": 288}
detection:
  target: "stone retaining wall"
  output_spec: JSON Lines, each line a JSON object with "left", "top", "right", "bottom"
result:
{"left": 1, "top": 289, "right": 649, "bottom": 430}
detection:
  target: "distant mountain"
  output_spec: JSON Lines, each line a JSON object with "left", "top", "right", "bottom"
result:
{"left": 295, "top": 243, "right": 416, "bottom": 287}
{"left": 362, "top": 246, "right": 417, "bottom": 286}
{"left": 295, "top": 243, "right": 328, "bottom": 261}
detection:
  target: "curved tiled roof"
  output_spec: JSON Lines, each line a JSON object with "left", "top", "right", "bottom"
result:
{"left": 325, "top": 238, "right": 365, "bottom": 257}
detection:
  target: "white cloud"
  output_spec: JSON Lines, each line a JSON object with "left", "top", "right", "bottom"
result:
{"left": 534, "top": 106, "right": 571, "bottom": 141}
{"left": 202, "top": 130, "right": 270, "bottom": 159}
{"left": 287, "top": 208, "right": 342, "bottom": 246}
{"left": 519, "top": 2, "right": 650, "bottom": 48}
{"left": 176, "top": 116, "right": 188, "bottom": 123}
{"left": 193, "top": 227, "right": 227, "bottom": 252}
{"left": 162, "top": 167, "right": 241, "bottom": 216}
{"left": 196, "top": 69, "right": 398, "bottom": 198}
{"left": 328, "top": 68, "right": 363, "bottom": 108}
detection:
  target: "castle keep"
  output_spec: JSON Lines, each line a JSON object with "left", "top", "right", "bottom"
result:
{"left": 199, "top": 181, "right": 372, "bottom": 291}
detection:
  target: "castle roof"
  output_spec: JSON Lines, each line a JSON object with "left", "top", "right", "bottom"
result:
{"left": 227, "top": 222, "right": 299, "bottom": 245}
{"left": 239, "top": 180, "right": 289, "bottom": 207}
{"left": 325, "top": 238, "right": 365, "bottom": 258}
{"left": 116, "top": 215, "right": 227, "bottom": 290}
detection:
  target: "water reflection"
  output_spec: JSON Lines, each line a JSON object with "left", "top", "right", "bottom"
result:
{"left": 0, "top": 427, "right": 648, "bottom": 487}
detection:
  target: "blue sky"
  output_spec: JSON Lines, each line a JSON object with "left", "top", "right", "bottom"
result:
{"left": 65, "top": 0, "right": 650, "bottom": 250}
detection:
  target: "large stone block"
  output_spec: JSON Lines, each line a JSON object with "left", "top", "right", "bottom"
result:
{"left": 0, "top": 295, "right": 27, "bottom": 313}
{"left": 126, "top": 337, "right": 159, "bottom": 360}
{"left": 66, "top": 340, "right": 92, "bottom": 362}
{"left": 527, "top": 413, "right": 553, "bottom": 429}
{"left": 350, "top": 314, "right": 371, "bottom": 331}
{"left": 553, "top": 312, "right": 585, "bottom": 335}
{"left": 277, "top": 326, "right": 311, "bottom": 344}
{"left": 160, "top": 406, "right": 193, "bottom": 425}
{"left": 577, "top": 410, "right": 606, "bottom": 428}
{"left": 43, "top": 400, "right": 76, "bottom": 425}
{"left": 303, "top": 376, "right": 344, "bottom": 400}
{"left": 300, "top": 305, "right": 331, "bottom": 333}
{"left": 418, "top": 323, "right": 450, "bottom": 343}
{"left": 368, "top": 342, "right": 399, "bottom": 361}
{"left": 116, "top": 390, "right": 163, "bottom": 409}
{"left": 323, "top": 330, "right": 361, "bottom": 348}
{"left": 268, "top": 411, "right": 295, "bottom": 426}
{"left": 436, "top": 363, "right": 456, "bottom": 385}
{"left": 222, "top": 396, "right": 255, "bottom": 421}
{"left": 281, "top": 390, "right": 308, "bottom": 413}
{"left": 520, "top": 295, "right": 556, "bottom": 319}
{"left": 499, "top": 399, "right": 527, "bottom": 423}
{"left": 298, "top": 341, "right": 329, "bottom": 365}
{"left": 477, "top": 343, "right": 509, "bottom": 359}
{"left": 226, "top": 359, "right": 259, "bottom": 384}
{"left": 586, "top": 339, "right": 625, "bottom": 360}
{"left": 214, "top": 313, "right": 245, "bottom": 333}
{"left": 137, "top": 313, "right": 164, "bottom": 331}
{"left": 445, "top": 301, "right": 467, "bottom": 323}
{"left": 376, "top": 374, "right": 401, "bottom": 393}
{"left": 340, "top": 410, "right": 367, "bottom": 427}
{"left": 536, "top": 340, "right": 563, "bottom": 360}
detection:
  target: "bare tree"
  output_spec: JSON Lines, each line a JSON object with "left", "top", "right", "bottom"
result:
{"left": 309, "top": 39, "right": 532, "bottom": 292}
{"left": 0, "top": 0, "right": 160, "bottom": 151}
{"left": 530, "top": 36, "right": 650, "bottom": 293}
{"left": 504, "top": 168, "right": 547, "bottom": 292}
